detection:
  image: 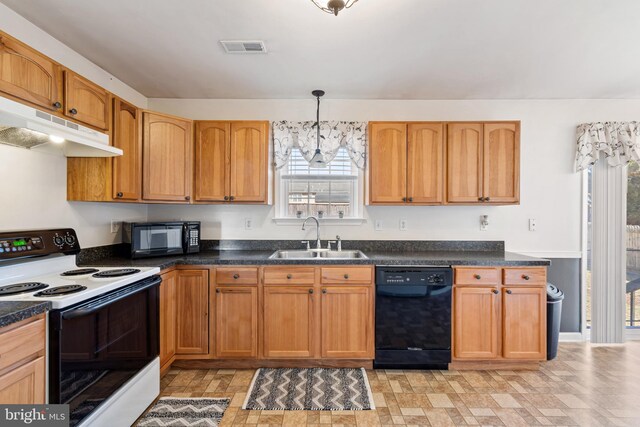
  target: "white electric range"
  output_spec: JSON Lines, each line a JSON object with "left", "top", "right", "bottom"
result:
{"left": 0, "top": 228, "right": 161, "bottom": 427}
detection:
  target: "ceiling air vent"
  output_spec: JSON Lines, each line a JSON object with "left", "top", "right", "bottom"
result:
{"left": 220, "top": 40, "right": 267, "bottom": 54}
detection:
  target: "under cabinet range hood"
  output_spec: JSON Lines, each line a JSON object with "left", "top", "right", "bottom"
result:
{"left": 0, "top": 96, "right": 121, "bottom": 157}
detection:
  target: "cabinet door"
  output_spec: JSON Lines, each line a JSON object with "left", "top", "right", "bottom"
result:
{"left": 229, "top": 121, "right": 268, "bottom": 202}
{"left": 453, "top": 286, "right": 500, "bottom": 359}
{"left": 484, "top": 122, "right": 520, "bottom": 203}
{"left": 263, "top": 286, "right": 316, "bottom": 358}
{"left": 175, "top": 269, "right": 209, "bottom": 355}
{"left": 369, "top": 123, "right": 407, "bottom": 204}
{"left": 502, "top": 287, "right": 546, "bottom": 360}
{"left": 195, "top": 121, "right": 230, "bottom": 202}
{"left": 143, "top": 112, "right": 193, "bottom": 202}
{"left": 215, "top": 287, "right": 258, "bottom": 358}
{"left": 159, "top": 271, "right": 176, "bottom": 367}
{"left": 112, "top": 98, "right": 141, "bottom": 200}
{"left": 407, "top": 122, "right": 444, "bottom": 204}
{"left": 320, "top": 286, "right": 373, "bottom": 359}
{"left": 0, "top": 33, "right": 62, "bottom": 111}
{"left": 64, "top": 70, "right": 109, "bottom": 130}
{"left": 447, "top": 123, "right": 483, "bottom": 203}
{"left": 0, "top": 356, "right": 45, "bottom": 404}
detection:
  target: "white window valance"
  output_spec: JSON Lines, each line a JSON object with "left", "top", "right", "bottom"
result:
{"left": 575, "top": 122, "right": 640, "bottom": 171}
{"left": 272, "top": 121, "right": 367, "bottom": 170}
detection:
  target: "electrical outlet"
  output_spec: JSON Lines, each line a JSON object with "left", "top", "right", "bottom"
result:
{"left": 110, "top": 220, "right": 120, "bottom": 234}
{"left": 399, "top": 218, "right": 407, "bottom": 231}
{"left": 374, "top": 220, "right": 383, "bottom": 231}
{"left": 529, "top": 218, "right": 537, "bottom": 231}
{"left": 244, "top": 218, "right": 253, "bottom": 230}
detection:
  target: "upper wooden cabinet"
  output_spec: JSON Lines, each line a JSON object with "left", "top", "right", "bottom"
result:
{"left": 64, "top": 70, "right": 109, "bottom": 130}
{"left": 143, "top": 112, "right": 193, "bottom": 202}
{"left": 112, "top": 97, "right": 141, "bottom": 200}
{"left": 175, "top": 269, "right": 209, "bottom": 355}
{"left": 447, "top": 122, "right": 520, "bottom": 204}
{"left": 194, "top": 120, "right": 268, "bottom": 204}
{"left": 369, "top": 122, "right": 445, "bottom": 205}
{"left": 0, "top": 33, "right": 63, "bottom": 112}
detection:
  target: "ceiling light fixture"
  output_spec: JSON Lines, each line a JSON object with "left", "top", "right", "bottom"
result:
{"left": 310, "top": 0, "right": 359, "bottom": 16}
{"left": 309, "top": 90, "right": 327, "bottom": 168}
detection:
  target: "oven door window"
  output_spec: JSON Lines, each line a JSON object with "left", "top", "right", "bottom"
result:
{"left": 133, "top": 225, "right": 183, "bottom": 255}
{"left": 55, "top": 286, "right": 158, "bottom": 426}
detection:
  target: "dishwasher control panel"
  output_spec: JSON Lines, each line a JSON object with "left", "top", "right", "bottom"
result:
{"left": 375, "top": 267, "right": 452, "bottom": 286}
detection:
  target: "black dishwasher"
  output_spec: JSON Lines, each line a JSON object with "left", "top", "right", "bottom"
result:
{"left": 375, "top": 266, "right": 452, "bottom": 369}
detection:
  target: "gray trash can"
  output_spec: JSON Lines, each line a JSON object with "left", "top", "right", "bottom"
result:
{"left": 546, "top": 283, "right": 564, "bottom": 360}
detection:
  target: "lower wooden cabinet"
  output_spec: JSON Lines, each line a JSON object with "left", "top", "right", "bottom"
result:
{"left": 263, "top": 286, "right": 316, "bottom": 358}
{"left": 320, "top": 286, "right": 374, "bottom": 359}
{"left": 215, "top": 286, "right": 258, "bottom": 358}
{"left": 160, "top": 270, "right": 177, "bottom": 367}
{"left": 175, "top": 269, "right": 209, "bottom": 355}
{"left": 452, "top": 266, "right": 547, "bottom": 363}
{"left": 0, "top": 315, "right": 46, "bottom": 404}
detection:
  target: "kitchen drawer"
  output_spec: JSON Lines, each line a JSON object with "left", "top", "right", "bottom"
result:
{"left": 503, "top": 267, "right": 546, "bottom": 285}
{"left": 263, "top": 267, "right": 315, "bottom": 285}
{"left": 216, "top": 267, "right": 258, "bottom": 285}
{"left": 454, "top": 267, "right": 501, "bottom": 285}
{"left": 0, "top": 316, "right": 45, "bottom": 374}
{"left": 321, "top": 267, "right": 372, "bottom": 284}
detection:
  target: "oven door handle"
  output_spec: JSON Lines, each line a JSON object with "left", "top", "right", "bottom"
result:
{"left": 61, "top": 275, "right": 161, "bottom": 320}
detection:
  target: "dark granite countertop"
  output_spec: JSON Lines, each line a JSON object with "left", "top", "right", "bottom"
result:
{"left": 79, "top": 249, "right": 549, "bottom": 269}
{"left": 0, "top": 301, "right": 51, "bottom": 329}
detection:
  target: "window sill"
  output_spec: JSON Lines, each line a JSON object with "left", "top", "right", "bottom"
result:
{"left": 273, "top": 217, "right": 367, "bottom": 226}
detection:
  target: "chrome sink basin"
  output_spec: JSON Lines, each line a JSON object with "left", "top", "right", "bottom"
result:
{"left": 268, "top": 250, "right": 368, "bottom": 260}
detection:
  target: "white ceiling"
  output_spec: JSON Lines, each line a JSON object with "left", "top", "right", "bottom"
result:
{"left": 3, "top": 0, "right": 640, "bottom": 99}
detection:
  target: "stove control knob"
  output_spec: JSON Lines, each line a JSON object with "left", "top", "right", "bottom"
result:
{"left": 53, "top": 235, "right": 64, "bottom": 247}
{"left": 64, "top": 234, "right": 76, "bottom": 246}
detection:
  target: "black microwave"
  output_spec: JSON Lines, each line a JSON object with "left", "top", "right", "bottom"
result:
{"left": 122, "top": 221, "right": 200, "bottom": 259}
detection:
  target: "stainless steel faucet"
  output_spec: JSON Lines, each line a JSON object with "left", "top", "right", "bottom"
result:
{"left": 302, "top": 216, "right": 321, "bottom": 249}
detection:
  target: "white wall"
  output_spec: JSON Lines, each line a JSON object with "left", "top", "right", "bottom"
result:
{"left": 0, "top": 4, "right": 148, "bottom": 247}
{"left": 148, "top": 98, "right": 640, "bottom": 256}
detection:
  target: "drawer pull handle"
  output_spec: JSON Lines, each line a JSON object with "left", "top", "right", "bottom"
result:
{"left": 506, "top": 289, "right": 512, "bottom": 294}
{"left": 492, "top": 289, "right": 499, "bottom": 294}
{"left": 522, "top": 275, "right": 530, "bottom": 280}
{"left": 474, "top": 274, "right": 481, "bottom": 280}
{"left": 344, "top": 274, "right": 349, "bottom": 279}
{"left": 233, "top": 274, "right": 239, "bottom": 279}
{"left": 322, "top": 289, "right": 327, "bottom": 294}
{"left": 216, "top": 288, "right": 220, "bottom": 293}
{"left": 287, "top": 274, "right": 292, "bottom": 279}
{"left": 309, "top": 289, "right": 314, "bottom": 294}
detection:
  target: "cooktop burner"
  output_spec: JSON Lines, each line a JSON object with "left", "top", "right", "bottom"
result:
{"left": 34, "top": 285, "right": 87, "bottom": 297}
{"left": 61, "top": 268, "right": 100, "bottom": 277}
{"left": 0, "top": 282, "right": 49, "bottom": 296}
{"left": 92, "top": 268, "right": 140, "bottom": 278}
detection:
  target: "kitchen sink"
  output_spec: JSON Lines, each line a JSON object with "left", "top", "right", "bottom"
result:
{"left": 268, "top": 250, "right": 368, "bottom": 260}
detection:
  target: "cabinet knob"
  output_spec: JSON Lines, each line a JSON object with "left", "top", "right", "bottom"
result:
{"left": 116, "top": 192, "right": 123, "bottom": 198}
{"left": 229, "top": 196, "right": 235, "bottom": 201}
{"left": 52, "top": 101, "right": 62, "bottom": 109}
{"left": 485, "top": 197, "right": 491, "bottom": 202}
{"left": 185, "top": 196, "right": 190, "bottom": 201}
{"left": 69, "top": 108, "right": 77, "bottom": 115}
{"left": 506, "top": 289, "right": 512, "bottom": 294}
{"left": 492, "top": 289, "right": 499, "bottom": 294}
{"left": 402, "top": 197, "right": 407, "bottom": 202}
{"left": 408, "top": 197, "right": 413, "bottom": 202}
{"left": 322, "top": 289, "right": 327, "bottom": 294}
{"left": 522, "top": 274, "right": 530, "bottom": 280}
{"left": 478, "top": 197, "right": 483, "bottom": 201}
{"left": 216, "top": 288, "right": 220, "bottom": 293}
{"left": 224, "top": 196, "right": 229, "bottom": 201}
{"left": 343, "top": 274, "right": 349, "bottom": 279}
{"left": 309, "top": 289, "right": 314, "bottom": 294}
{"left": 287, "top": 274, "right": 292, "bottom": 279}
{"left": 474, "top": 274, "right": 481, "bottom": 280}
{"left": 233, "top": 274, "right": 239, "bottom": 279}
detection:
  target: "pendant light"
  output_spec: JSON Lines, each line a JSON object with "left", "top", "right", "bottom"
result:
{"left": 309, "top": 89, "right": 327, "bottom": 168}
{"left": 310, "top": 0, "right": 359, "bottom": 16}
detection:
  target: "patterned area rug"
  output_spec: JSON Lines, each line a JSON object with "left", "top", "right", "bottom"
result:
{"left": 242, "top": 368, "right": 375, "bottom": 411}
{"left": 137, "top": 397, "right": 230, "bottom": 426}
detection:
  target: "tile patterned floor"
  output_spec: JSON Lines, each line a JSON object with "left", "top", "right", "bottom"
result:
{"left": 158, "top": 342, "right": 640, "bottom": 426}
